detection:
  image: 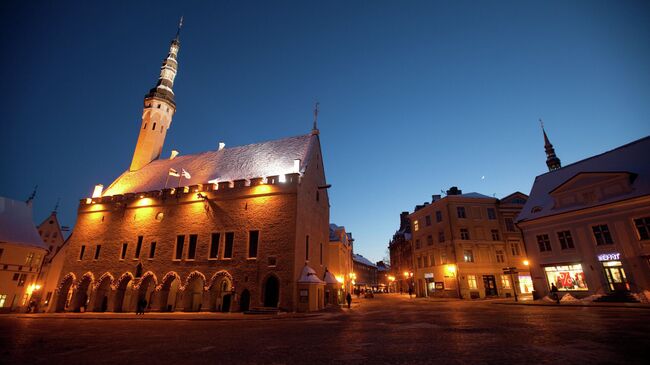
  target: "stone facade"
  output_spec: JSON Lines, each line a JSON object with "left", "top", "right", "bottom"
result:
{"left": 388, "top": 211, "right": 413, "bottom": 293}
{"left": 408, "top": 188, "right": 530, "bottom": 299}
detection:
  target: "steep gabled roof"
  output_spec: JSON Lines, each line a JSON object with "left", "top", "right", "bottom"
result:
{"left": 103, "top": 134, "right": 315, "bottom": 196}
{"left": 353, "top": 254, "right": 377, "bottom": 268}
{"left": 517, "top": 136, "right": 650, "bottom": 222}
{"left": 0, "top": 197, "right": 47, "bottom": 250}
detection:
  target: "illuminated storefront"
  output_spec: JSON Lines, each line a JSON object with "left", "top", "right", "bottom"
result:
{"left": 598, "top": 252, "right": 630, "bottom": 292}
{"left": 544, "top": 264, "right": 588, "bottom": 291}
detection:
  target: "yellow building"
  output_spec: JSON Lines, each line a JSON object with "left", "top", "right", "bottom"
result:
{"left": 327, "top": 224, "right": 353, "bottom": 303}
{"left": 0, "top": 197, "right": 48, "bottom": 312}
{"left": 409, "top": 188, "right": 530, "bottom": 299}
{"left": 35, "top": 210, "right": 69, "bottom": 312}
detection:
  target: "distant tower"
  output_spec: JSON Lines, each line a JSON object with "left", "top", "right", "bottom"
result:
{"left": 540, "top": 119, "right": 561, "bottom": 171}
{"left": 130, "top": 19, "right": 183, "bottom": 171}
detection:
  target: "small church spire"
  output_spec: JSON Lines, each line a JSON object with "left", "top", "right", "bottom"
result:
{"left": 540, "top": 118, "right": 561, "bottom": 171}
{"left": 53, "top": 198, "right": 60, "bottom": 213}
{"left": 176, "top": 16, "right": 183, "bottom": 40}
{"left": 26, "top": 185, "right": 38, "bottom": 205}
{"left": 312, "top": 101, "right": 320, "bottom": 135}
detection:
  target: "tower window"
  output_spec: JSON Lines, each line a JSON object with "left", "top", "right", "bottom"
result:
{"left": 224, "top": 232, "right": 234, "bottom": 259}
{"left": 143, "top": 123, "right": 147, "bottom": 130}
{"left": 248, "top": 231, "right": 259, "bottom": 259}
{"left": 175, "top": 235, "right": 185, "bottom": 260}
{"left": 152, "top": 122, "right": 157, "bottom": 131}
{"left": 187, "top": 234, "right": 198, "bottom": 260}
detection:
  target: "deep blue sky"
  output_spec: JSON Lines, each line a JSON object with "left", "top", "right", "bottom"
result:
{"left": 2, "top": 0, "right": 649, "bottom": 262}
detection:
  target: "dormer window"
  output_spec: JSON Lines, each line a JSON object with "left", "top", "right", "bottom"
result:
{"left": 531, "top": 206, "right": 542, "bottom": 213}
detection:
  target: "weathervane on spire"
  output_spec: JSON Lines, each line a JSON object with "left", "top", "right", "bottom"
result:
{"left": 313, "top": 101, "right": 320, "bottom": 130}
{"left": 539, "top": 118, "right": 544, "bottom": 130}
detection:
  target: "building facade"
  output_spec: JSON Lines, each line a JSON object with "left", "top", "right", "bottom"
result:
{"left": 35, "top": 210, "right": 69, "bottom": 311}
{"left": 0, "top": 197, "right": 48, "bottom": 312}
{"left": 408, "top": 188, "right": 530, "bottom": 299}
{"left": 352, "top": 254, "right": 378, "bottom": 291}
{"left": 51, "top": 25, "right": 331, "bottom": 313}
{"left": 517, "top": 134, "right": 650, "bottom": 301}
{"left": 388, "top": 212, "right": 413, "bottom": 293}
{"left": 328, "top": 224, "right": 354, "bottom": 302}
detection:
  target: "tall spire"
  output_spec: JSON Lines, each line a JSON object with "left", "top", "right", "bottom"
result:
{"left": 540, "top": 118, "right": 561, "bottom": 171}
{"left": 130, "top": 21, "right": 183, "bottom": 171}
{"left": 312, "top": 101, "right": 320, "bottom": 133}
{"left": 26, "top": 185, "right": 38, "bottom": 205}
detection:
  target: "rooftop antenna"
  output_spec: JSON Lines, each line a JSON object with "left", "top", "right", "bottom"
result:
{"left": 26, "top": 185, "right": 38, "bottom": 204}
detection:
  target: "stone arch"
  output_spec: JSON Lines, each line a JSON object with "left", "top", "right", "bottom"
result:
{"left": 72, "top": 272, "right": 94, "bottom": 312}
{"left": 182, "top": 271, "right": 206, "bottom": 312}
{"left": 136, "top": 271, "right": 158, "bottom": 311}
{"left": 113, "top": 272, "right": 135, "bottom": 312}
{"left": 55, "top": 273, "right": 76, "bottom": 312}
{"left": 208, "top": 271, "right": 233, "bottom": 312}
{"left": 92, "top": 273, "right": 114, "bottom": 312}
{"left": 158, "top": 271, "right": 181, "bottom": 312}
{"left": 262, "top": 274, "right": 280, "bottom": 308}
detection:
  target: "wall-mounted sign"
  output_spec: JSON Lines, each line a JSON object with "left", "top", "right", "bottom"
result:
{"left": 597, "top": 252, "right": 621, "bottom": 262}
{"left": 435, "top": 282, "right": 444, "bottom": 290}
{"left": 424, "top": 273, "right": 434, "bottom": 279}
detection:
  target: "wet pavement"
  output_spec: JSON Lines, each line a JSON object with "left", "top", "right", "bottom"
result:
{"left": 2, "top": 294, "right": 648, "bottom": 364}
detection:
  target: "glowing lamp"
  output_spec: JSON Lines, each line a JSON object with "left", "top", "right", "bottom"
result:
{"left": 92, "top": 184, "right": 103, "bottom": 198}
{"left": 85, "top": 198, "right": 92, "bottom": 204}
{"left": 335, "top": 276, "right": 344, "bottom": 284}
{"left": 279, "top": 174, "right": 287, "bottom": 183}
{"left": 523, "top": 260, "right": 530, "bottom": 266}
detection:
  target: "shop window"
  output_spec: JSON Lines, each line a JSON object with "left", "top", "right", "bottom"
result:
{"left": 501, "top": 275, "right": 511, "bottom": 289}
{"left": 536, "top": 234, "right": 552, "bottom": 252}
{"left": 495, "top": 250, "right": 505, "bottom": 263}
{"left": 487, "top": 208, "right": 496, "bottom": 220}
{"left": 457, "top": 207, "right": 466, "bottom": 219}
{"left": 0, "top": 294, "right": 7, "bottom": 307}
{"left": 187, "top": 234, "right": 198, "bottom": 260}
{"left": 592, "top": 225, "right": 613, "bottom": 245}
{"left": 557, "top": 231, "right": 574, "bottom": 249}
{"left": 223, "top": 232, "right": 234, "bottom": 259}
{"left": 94, "top": 245, "right": 101, "bottom": 260}
{"left": 463, "top": 250, "right": 474, "bottom": 263}
{"left": 467, "top": 275, "right": 478, "bottom": 289}
{"left": 544, "top": 264, "right": 588, "bottom": 291}
{"left": 209, "top": 233, "right": 220, "bottom": 259}
{"left": 175, "top": 235, "right": 185, "bottom": 260}
{"left": 248, "top": 231, "right": 259, "bottom": 259}
{"left": 505, "top": 218, "right": 516, "bottom": 232}
{"left": 460, "top": 229, "right": 470, "bottom": 240}
{"left": 436, "top": 211, "right": 442, "bottom": 222}
{"left": 425, "top": 215, "right": 431, "bottom": 226}
{"left": 634, "top": 217, "right": 650, "bottom": 240}
{"left": 491, "top": 229, "right": 500, "bottom": 241}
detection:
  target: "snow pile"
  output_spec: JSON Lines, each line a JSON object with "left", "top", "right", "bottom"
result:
{"left": 542, "top": 296, "right": 556, "bottom": 303}
{"left": 560, "top": 293, "right": 578, "bottom": 302}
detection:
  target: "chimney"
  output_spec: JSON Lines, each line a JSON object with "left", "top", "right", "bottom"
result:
{"left": 293, "top": 159, "right": 301, "bottom": 173}
{"left": 218, "top": 142, "right": 225, "bottom": 151}
{"left": 432, "top": 194, "right": 441, "bottom": 202}
{"left": 169, "top": 150, "right": 179, "bottom": 160}
{"left": 446, "top": 186, "right": 462, "bottom": 196}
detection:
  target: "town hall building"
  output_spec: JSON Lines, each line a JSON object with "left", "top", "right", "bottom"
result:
{"left": 51, "top": 23, "right": 331, "bottom": 313}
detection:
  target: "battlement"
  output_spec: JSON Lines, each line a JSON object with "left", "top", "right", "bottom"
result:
{"left": 80, "top": 173, "right": 301, "bottom": 209}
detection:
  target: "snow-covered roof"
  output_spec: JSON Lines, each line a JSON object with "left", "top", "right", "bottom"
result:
{"left": 323, "top": 270, "right": 339, "bottom": 285}
{"left": 353, "top": 254, "right": 377, "bottom": 268}
{"left": 0, "top": 197, "right": 47, "bottom": 250}
{"left": 517, "top": 136, "right": 650, "bottom": 222}
{"left": 103, "top": 134, "right": 315, "bottom": 196}
{"left": 298, "top": 264, "right": 325, "bottom": 284}
{"left": 459, "top": 192, "right": 495, "bottom": 199}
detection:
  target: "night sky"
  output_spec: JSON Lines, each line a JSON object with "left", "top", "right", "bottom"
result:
{"left": 2, "top": 0, "right": 649, "bottom": 262}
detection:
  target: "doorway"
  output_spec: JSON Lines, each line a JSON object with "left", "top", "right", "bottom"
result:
{"left": 483, "top": 275, "right": 498, "bottom": 297}
{"left": 603, "top": 261, "right": 630, "bottom": 291}
{"left": 263, "top": 276, "right": 279, "bottom": 307}
{"left": 240, "top": 290, "right": 250, "bottom": 312}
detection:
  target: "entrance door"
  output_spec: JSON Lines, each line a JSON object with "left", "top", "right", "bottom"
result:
{"left": 263, "top": 276, "right": 279, "bottom": 307}
{"left": 483, "top": 275, "right": 498, "bottom": 297}
{"left": 240, "top": 290, "right": 250, "bottom": 312}
{"left": 604, "top": 265, "right": 630, "bottom": 291}
{"left": 221, "top": 294, "right": 231, "bottom": 312}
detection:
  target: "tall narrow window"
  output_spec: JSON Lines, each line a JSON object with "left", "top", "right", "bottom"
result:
{"left": 94, "top": 245, "right": 101, "bottom": 260}
{"left": 457, "top": 207, "right": 466, "bottom": 219}
{"left": 121, "top": 243, "right": 128, "bottom": 260}
{"left": 495, "top": 249, "right": 505, "bottom": 263}
{"left": 152, "top": 122, "right": 157, "bottom": 130}
{"left": 320, "top": 242, "right": 323, "bottom": 264}
{"left": 536, "top": 234, "right": 552, "bottom": 252}
{"left": 425, "top": 215, "right": 432, "bottom": 226}
{"left": 209, "top": 233, "right": 220, "bottom": 259}
{"left": 491, "top": 229, "right": 500, "bottom": 241}
{"left": 187, "top": 234, "right": 197, "bottom": 260}
{"left": 246, "top": 230, "right": 259, "bottom": 259}
{"left": 463, "top": 250, "right": 474, "bottom": 263}
{"left": 305, "top": 235, "right": 310, "bottom": 261}
{"left": 467, "top": 275, "right": 478, "bottom": 289}
{"left": 436, "top": 211, "right": 443, "bottom": 222}
{"left": 175, "top": 235, "right": 185, "bottom": 260}
{"left": 460, "top": 228, "right": 470, "bottom": 240}
{"left": 487, "top": 208, "right": 496, "bottom": 220}
{"left": 504, "top": 218, "right": 516, "bottom": 232}
{"left": 134, "top": 236, "right": 143, "bottom": 259}
{"left": 149, "top": 242, "right": 156, "bottom": 259}
{"left": 634, "top": 217, "right": 650, "bottom": 240}
{"left": 224, "top": 232, "right": 234, "bottom": 259}
{"left": 78, "top": 245, "right": 86, "bottom": 260}
{"left": 557, "top": 231, "right": 574, "bottom": 249}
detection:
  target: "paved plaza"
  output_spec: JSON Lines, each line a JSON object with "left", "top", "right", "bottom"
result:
{"left": 2, "top": 294, "right": 649, "bottom": 364}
